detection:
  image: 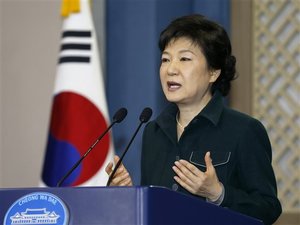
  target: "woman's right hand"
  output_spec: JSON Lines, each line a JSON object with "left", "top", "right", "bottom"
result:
{"left": 105, "top": 155, "right": 133, "bottom": 186}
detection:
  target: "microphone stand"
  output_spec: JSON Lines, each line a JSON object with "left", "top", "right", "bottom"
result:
{"left": 106, "top": 107, "right": 152, "bottom": 186}
{"left": 106, "top": 122, "right": 143, "bottom": 186}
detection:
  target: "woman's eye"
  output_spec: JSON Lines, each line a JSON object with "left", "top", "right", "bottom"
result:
{"left": 161, "top": 58, "right": 169, "bottom": 63}
{"left": 180, "top": 57, "right": 191, "bottom": 61}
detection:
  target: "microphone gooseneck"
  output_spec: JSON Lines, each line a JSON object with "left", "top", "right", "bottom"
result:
{"left": 106, "top": 107, "right": 152, "bottom": 186}
{"left": 56, "top": 107, "right": 127, "bottom": 187}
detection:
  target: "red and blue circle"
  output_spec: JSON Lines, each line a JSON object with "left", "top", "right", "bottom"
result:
{"left": 42, "top": 92, "right": 110, "bottom": 186}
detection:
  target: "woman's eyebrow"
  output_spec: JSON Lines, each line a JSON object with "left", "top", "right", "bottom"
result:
{"left": 162, "top": 49, "right": 196, "bottom": 55}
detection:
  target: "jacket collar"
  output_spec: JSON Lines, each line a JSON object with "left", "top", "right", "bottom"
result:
{"left": 195, "top": 91, "right": 224, "bottom": 126}
{"left": 157, "top": 91, "right": 224, "bottom": 130}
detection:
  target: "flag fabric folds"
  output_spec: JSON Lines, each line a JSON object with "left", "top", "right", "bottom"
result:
{"left": 41, "top": 0, "right": 114, "bottom": 187}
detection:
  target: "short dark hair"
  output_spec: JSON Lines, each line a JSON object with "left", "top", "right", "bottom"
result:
{"left": 159, "top": 14, "right": 236, "bottom": 96}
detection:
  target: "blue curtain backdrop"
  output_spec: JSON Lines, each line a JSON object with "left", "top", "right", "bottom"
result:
{"left": 106, "top": 0, "right": 230, "bottom": 184}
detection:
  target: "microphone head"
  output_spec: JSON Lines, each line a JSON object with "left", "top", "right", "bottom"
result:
{"left": 139, "top": 107, "right": 152, "bottom": 123}
{"left": 113, "top": 107, "right": 128, "bottom": 123}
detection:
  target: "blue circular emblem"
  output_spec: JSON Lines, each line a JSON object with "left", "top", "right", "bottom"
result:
{"left": 3, "top": 192, "right": 69, "bottom": 225}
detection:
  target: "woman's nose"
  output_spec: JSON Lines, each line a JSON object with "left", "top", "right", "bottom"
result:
{"left": 167, "top": 61, "right": 179, "bottom": 76}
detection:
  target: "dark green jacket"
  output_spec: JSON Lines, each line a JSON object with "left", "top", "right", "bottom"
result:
{"left": 141, "top": 92, "right": 282, "bottom": 225}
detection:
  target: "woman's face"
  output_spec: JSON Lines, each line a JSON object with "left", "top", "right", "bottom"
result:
{"left": 160, "top": 37, "right": 220, "bottom": 107}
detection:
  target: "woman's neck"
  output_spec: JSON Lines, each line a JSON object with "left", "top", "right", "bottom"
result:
{"left": 177, "top": 93, "right": 212, "bottom": 128}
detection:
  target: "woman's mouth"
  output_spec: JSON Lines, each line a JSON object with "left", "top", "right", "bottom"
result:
{"left": 167, "top": 81, "right": 181, "bottom": 91}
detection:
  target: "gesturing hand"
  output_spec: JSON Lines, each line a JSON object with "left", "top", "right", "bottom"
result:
{"left": 105, "top": 155, "right": 133, "bottom": 186}
{"left": 172, "top": 151, "right": 222, "bottom": 201}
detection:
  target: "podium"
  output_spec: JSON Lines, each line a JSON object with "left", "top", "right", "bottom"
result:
{"left": 0, "top": 186, "right": 263, "bottom": 225}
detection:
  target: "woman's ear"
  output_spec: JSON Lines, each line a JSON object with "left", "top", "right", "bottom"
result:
{"left": 209, "top": 69, "right": 221, "bottom": 83}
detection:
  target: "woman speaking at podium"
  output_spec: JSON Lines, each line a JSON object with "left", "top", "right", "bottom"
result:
{"left": 106, "top": 14, "right": 281, "bottom": 225}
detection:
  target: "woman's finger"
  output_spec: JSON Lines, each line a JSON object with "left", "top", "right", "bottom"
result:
{"left": 112, "top": 172, "right": 130, "bottom": 186}
{"left": 177, "top": 159, "right": 203, "bottom": 177}
{"left": 172, "top": 163, "right": 194, "bottom": 187}
{"left": 105, "top": 162, "right": 113, "bottom": 175}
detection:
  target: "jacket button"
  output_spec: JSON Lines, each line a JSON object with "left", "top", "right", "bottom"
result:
{"left": 172, "top": 183, "right": 178, "bottom": 191}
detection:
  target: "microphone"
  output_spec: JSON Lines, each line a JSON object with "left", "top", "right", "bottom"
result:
{"left": 56, "top": 107, "right": 128, "bottom": 187}
{"left": 106, "top": 107, "right": 152, "bottom": 186}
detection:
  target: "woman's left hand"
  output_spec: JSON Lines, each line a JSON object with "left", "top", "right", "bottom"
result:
{"left": 172, "top": 151, "right": 222, "bottom": 201}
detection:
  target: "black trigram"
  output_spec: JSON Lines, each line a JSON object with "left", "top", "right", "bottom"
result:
{"left": 59, "top": 30, "right": 92, "bottom": 64}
